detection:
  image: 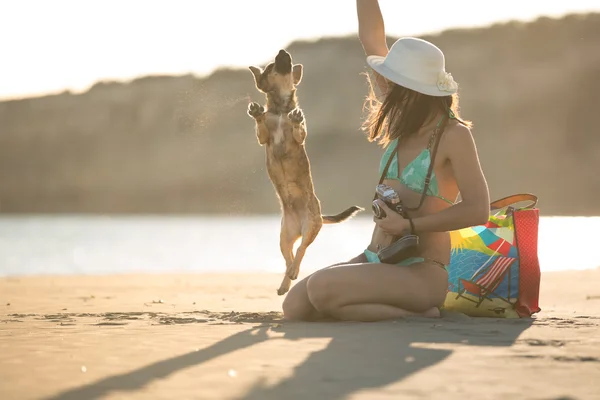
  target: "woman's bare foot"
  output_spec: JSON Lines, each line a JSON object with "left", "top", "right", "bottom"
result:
{"left": 422, "top": 307, "right": 441, "bottom": 318}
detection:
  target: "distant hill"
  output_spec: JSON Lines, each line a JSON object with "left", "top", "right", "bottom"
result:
{"left": 1, "top": 13, "right": 599, "bottom": 215}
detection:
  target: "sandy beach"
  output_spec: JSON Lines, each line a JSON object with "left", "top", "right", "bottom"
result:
{"left": 1, "top": 269, "right": 599, "bottom": 400}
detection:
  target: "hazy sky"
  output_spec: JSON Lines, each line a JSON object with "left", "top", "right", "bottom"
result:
{"left": 2, "top": 0, "right": 599, "bottom": 100}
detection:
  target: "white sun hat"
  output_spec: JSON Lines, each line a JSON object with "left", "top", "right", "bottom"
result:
{"left": 366, "top": 37, "right": 458, "bottom": 97}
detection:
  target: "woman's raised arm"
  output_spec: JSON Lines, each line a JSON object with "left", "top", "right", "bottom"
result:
{"left": 357, "top": 0, "right": 390, "bottom": 94}
{"left": 357, "top": 0, "right": 388, "bottom": 57}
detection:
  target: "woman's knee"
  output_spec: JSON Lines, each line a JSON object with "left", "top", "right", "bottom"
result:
{"left": 285, "top": 256, "right": 364, "bottom": 318}
{"left": 282, "top": 279, "right": 315, "bottom": 321}
{"left": 305, "top": 271, "right": 339, "bottom": 313}
{"left": 282, "top": 294, "right": 305, "bottom": 320}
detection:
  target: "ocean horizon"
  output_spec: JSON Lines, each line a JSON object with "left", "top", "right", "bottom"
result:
{"left": 0, "top": 215, "right": 597, "bottom": 278}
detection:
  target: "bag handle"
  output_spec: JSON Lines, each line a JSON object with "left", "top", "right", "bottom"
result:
{"left": 490, "top": 193, "right": 538, "bottom": 211}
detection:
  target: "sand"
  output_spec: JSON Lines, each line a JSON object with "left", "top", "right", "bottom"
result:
{"left": 1, "top": 269, "right": 600, "bottom": 400}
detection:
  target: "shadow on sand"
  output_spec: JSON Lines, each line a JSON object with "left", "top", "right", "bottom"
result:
{"left": 45, "top": 313, "right": 533, "bottom": 400}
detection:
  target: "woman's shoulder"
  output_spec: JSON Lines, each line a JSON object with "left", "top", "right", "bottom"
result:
{"left": 442, "top": 120, "right": 473, "bottom": 142}
{"left": 439, "top": 121, "right": 478, "bottom": 157}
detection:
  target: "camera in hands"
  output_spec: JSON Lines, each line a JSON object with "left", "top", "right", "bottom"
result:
{"left": 372, "top": 184, "right": 403, "bottom": 219}
{"left": 372, "top": 184, "right": 420, "bottom": 264}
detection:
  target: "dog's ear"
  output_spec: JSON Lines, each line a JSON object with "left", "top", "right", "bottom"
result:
{"left": 249, "top": 66, "right": 263, "bottom": 88}
{"left": 292, "top": 64, "right": 303, "bottom": 85}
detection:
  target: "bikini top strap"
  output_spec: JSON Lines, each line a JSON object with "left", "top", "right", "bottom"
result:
{"left": 373, "top": 139, "right": 401, "bottom": 200}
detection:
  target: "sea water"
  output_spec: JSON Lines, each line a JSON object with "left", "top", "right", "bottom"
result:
{"left": 0, "top": 215, "right": 597, "bottom": 277}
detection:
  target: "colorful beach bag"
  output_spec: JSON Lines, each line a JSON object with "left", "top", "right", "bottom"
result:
{"left": 443, "top": 194, "right": 541, "bottom": 318}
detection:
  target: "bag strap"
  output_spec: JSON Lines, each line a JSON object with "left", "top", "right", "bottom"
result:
{"left": 490, "top": 193, "right": 538, "bottom": 210}
{"left": 404, "top": 120, "right": 446, "bottom": 212}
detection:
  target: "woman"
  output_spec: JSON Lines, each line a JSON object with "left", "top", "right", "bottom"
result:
{"left": 282, "top": 0, "right": 490, "bottom": 322}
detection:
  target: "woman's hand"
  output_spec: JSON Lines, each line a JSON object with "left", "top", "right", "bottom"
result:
{"left": 372, "top": 199, "right": 411, "bottom": 236}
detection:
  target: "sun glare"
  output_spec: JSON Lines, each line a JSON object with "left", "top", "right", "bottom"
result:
{"left": 0, "top": 0, "right": 598, "bottom": 99}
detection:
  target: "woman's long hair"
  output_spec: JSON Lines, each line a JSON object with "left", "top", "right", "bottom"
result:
{"left": 362, "top": 72, "right": 472, "bottom": 147}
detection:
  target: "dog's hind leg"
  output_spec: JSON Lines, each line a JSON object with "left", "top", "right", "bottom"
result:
{"left": 277, "top": 212, "right": 301, "bottom": 296}
{"left": 278, "top": 275, "right": 293, "bottom": 297}
{"left": 288, "top": 108, "right": 306, "bottom": 144}
{"left": 286, "top": 217, "right": 322, "bottom": 281}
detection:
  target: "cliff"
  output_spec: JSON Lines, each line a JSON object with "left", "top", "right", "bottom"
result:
{"left": 1, "top": 13, "right": 599, "bottom": 215}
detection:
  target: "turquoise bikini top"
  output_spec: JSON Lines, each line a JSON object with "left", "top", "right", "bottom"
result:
{"left": 379, "top": 114, "right": 455, "bottom": 205}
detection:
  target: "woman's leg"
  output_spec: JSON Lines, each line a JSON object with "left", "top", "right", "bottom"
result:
{"left": 327, "top": 303, "right": 440, "bottom": 322}
{"left": 282, "top": 253, "right": 367, "bottom": 321}
{"left": 305, "top": 261, "right": 448, "bottom": 322}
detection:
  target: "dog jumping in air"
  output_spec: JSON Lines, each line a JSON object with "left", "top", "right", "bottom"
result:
{"left": 247, "top": 49, "right": 363, "bottom": 296}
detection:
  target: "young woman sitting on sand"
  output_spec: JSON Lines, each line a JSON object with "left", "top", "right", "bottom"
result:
{"left": 282, "top": 0, "right": 490, "bottom": 322}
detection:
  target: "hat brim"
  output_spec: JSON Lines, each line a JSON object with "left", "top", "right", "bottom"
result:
{"left": 366, "top": 55, "right": 457, "bottom": 97}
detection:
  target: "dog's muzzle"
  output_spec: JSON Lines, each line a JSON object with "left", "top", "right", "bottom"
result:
{"left": 275, "top": 49, "right": 292, "bottom": 74}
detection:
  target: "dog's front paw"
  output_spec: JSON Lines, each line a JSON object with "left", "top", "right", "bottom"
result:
{"left": 248, "top": 102, "right": 265, "bottom": 118}
{"left": 288, "top": 108, "right": 304, "bottom": 125}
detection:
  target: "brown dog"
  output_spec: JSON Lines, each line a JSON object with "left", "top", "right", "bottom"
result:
{"left": 247, "top": 49, "right": 363, "bottom": 295}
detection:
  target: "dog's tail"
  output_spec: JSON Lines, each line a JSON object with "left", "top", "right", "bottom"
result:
{"left": 322, "top": 206, "right": 364, "bottom": 224}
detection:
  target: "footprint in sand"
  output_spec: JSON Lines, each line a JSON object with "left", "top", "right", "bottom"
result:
{"left": 519, "top": 339, "right": 566, "bottom": 347}
{"left": 103, "top": 312, "right": 143, "bottom": 321}
{"left": 552, "top": 355, "right": 600, "bottom": 363}
{"left": 156, "top": 317, "right": 209, "bottom": 325}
